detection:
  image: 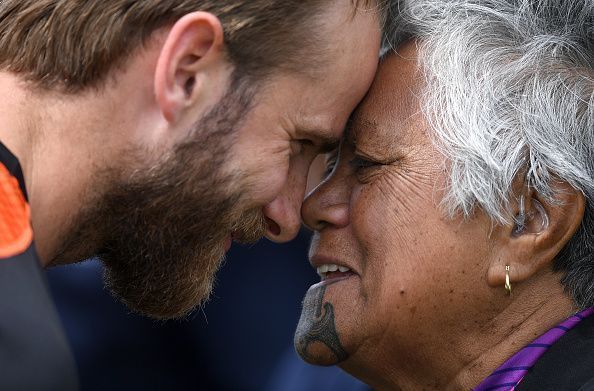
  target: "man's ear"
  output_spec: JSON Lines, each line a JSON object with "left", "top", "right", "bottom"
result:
{"left": 487, "top": 182, "right": 586, "bottom": 288}
{"left": 154, "top": 12, "right": 225, "bottom": 123}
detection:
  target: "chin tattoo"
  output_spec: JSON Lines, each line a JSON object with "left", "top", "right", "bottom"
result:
{"left": 294, "top": 283, "right": 348, "bottom": 365}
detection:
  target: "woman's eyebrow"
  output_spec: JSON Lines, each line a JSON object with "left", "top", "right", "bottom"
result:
{"left": 347, "top": 118, "right": 379, "bottom": 145}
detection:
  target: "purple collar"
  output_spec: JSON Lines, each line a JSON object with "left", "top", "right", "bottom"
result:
{"left": 474, "top": 307, "right": 594, "bottom": 391}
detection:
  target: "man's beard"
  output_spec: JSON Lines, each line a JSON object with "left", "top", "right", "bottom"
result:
{"left": 52, "top": 77, "right": 266, "bottom": 320}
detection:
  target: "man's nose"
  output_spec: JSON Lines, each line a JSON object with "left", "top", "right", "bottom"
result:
{"left": 263, "top": 194, "right": 302, "bottom": 243}
{"left": 263, "top": 156, "right": 314, "bottom": 243}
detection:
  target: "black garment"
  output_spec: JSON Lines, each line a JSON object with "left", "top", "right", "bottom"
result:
{"left": 0, "top": 143, "right": 78, "bottom": 391}
{"left": 516, "top": 312, "right": 594, "bottom": 391}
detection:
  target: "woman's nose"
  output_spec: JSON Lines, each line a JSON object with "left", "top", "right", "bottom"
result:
{"left": 301, "top": 176, "right": 349, "bottom": 232}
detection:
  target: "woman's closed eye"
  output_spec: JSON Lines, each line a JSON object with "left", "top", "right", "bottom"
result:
{"left": 349, "top": 155, "right": 383, "bottom": 182}
{"left": 322, "top": 153, "right": 384, "bottom": 181}
{"left": 349, "top": 156, "right": 379, "bottom": 171}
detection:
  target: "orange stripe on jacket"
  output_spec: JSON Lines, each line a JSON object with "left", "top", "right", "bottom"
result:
{"left": 0, "top": 163, "right": 33, "bottom": 258}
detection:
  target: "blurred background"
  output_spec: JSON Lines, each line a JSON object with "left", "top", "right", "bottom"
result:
{"left": 45, "top": 156, "right": 371, "bottom": 390}
{"left": 46, "top": 230, "right": 370, "bottom": 391}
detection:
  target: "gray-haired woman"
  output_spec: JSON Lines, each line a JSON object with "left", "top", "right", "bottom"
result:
{"left": 294, "top": 0, "right": 594, "bottom": 389}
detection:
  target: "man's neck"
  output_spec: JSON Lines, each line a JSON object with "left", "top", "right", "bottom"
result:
{"left": 0, "top": 72, "right": 108, "bottom": 265}
{"left": 0, "top": 74, "right": 35, "bottom": 184}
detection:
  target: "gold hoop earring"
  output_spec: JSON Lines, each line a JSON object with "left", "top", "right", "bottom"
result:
{"left": 505, "top": 266, "right": 512, "bottom": 295}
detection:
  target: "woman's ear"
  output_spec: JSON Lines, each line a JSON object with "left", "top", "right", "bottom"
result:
{"left": 154, "top": 12, "right": 226, "bottom": 123}
{"left": 487, "top": 182, "right": 586, "bottom": 288}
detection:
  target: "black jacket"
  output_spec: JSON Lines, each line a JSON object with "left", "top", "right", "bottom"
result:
{"left": 516, "top": 311, "right": 594, "bottom": 391}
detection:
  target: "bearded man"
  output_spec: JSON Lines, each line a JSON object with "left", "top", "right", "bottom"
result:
{"left": 0, "top": 0, "right": 386, "bottom": 389}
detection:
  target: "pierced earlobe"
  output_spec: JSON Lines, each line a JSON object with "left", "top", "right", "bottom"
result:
{"left": 505, "top": 265, "right": 512, "bottom": 295}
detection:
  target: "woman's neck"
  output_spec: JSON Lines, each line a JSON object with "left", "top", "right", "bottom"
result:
{"left": 447, "top": 278, "right": 575, "bottom": 390}
{"left": 350, "top": 273, "right": 576, "bottom": 391}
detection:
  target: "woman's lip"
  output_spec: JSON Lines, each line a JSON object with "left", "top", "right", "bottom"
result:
{"left": 321, "top": 270, "right": 357, "bottom": 282}
{"left": 311, "top": 273, "right": 356, "bottom": 288}
{"left": 309, "top": 255, "right": 358, "bottom": 276}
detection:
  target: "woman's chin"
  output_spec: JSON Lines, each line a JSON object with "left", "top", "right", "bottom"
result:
{"left": 294, "top": 275, "right": 363, "bottom": 366}
{"left": 297, "top": 340, "right": 347, "bottom": 366}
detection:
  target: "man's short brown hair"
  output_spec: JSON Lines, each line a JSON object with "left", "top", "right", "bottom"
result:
{"left": 0, "top": 0, "right": 377, "bottom": 93}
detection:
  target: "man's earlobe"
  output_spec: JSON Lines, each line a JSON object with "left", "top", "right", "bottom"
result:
{"left": 486, "top": 184, "right": 585, "bottom": 288}
{"left": 154, "top": 12, "right": 225, "bottom": 123}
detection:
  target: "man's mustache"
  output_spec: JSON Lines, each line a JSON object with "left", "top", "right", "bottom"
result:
{"left": 231, "top": 207, "right": 267, "bottom": 244}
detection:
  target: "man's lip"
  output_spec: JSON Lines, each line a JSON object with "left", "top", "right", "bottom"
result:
{"left": 309, "top": 255, "right": 358, "bottom": 276}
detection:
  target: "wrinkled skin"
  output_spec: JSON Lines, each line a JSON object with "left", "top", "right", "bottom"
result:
{"left": 298, "top": 40, "right": 582, "bottom": 391}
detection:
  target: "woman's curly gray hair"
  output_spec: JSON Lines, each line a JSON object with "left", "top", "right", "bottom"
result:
{"left": 384, "top": 0, "right": 594, "bottom": 307}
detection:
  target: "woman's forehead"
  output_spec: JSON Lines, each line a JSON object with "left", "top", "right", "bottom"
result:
{"left": 349, "top": 45, "right": 427, "bottom": 152}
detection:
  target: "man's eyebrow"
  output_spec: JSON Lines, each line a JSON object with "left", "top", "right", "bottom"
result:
{"left": 317, "top": 136, "right": 340, "bottom": 153}
{"left": 296, "top": 127, "right": 340, "bottom": 153}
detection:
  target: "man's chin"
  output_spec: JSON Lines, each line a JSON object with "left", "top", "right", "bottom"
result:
{"left": 101, "top": 246, "right": 228, "bottom": 320}
{"left": 104, "top": 270, "right": 217, "bottom": 321}
{"left": 85, "top": 206, "right": 266, "bottom": 321}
